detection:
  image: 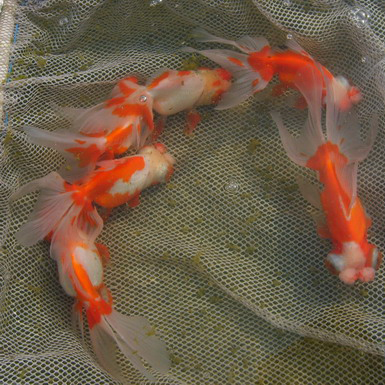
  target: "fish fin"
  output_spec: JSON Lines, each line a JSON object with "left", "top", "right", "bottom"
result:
{"left": 271, "top": 111, "right": 321, "bottom": 167}
{"left": 326, "top": 95, "right": 377, "bottom": 164}
{"left": 335, "top": 162, "right": 359, "bottom": 217}
{"left": 183, "top": 47, "right": 272, "bottom": 109}
{"left": 89, "top": 321, "right": 124, "bottom": 382}
{"left": 292, "top": 64, "right": 324, "bottom": 135}
{"left": 110, "top": 76, "right": 139, "bottom": 98}
{"left": 271, "top": 63, "right": 326, "bottom": 167}
{"left": 285, "top": 39, "right": 313, "bottom": 58}
{"left": 296, "top": 177, "right": 329, "bottom": 237}
{"left": 272, "top": 83, "right": 289, "bottom": 97}
{"left": 53, "top": 106, "right": 89, "bottom": 131}
{"left": 95, "top": 157, "right": 128, "bottom": 171}
{"left": 321, "top": 69, "right": 377, "bottom": 210}
{"left": 72, "top": 300, "right": 85, "bottom": 341}
{"left": 185, "top": 109, "right": 201, "bottom": 135}
{"left": 95, "top": 243, "right": 111, "bottom": 265}
{"left": 145, "top": 68, "right": 174, "bottom": 88}
{"left": 152, "top": 116, "right": 167, "bottom": 141}
{"left": 217, "top": 69, "right": 271, "bottom": 109}
{"left": 316, "top": 217, "right": 331, "bottom": 239}
{"left": 105, "top": 310, "right": 170, "bottom": 380}
{"left": 296, "top": 177, "right": 322, "bottom": 210}
{"left": 66, "top": 85, "right": 153, "bottom": 138}
{"left": 23, "top": 125, "right": 105, "bottom": 183}
{"left": 182, "top": 47, "right": 250, "bottom": 77}
{"left": 192, "top": 28, "right": 269, "bottom": 54}
{"left": 10, "top": 172, "right": 77, "bottom": 247}
{"left": 58, "top": 162, "right": 97, "bottom": 184}
{"left": 317, "top": 63, "right": 377, "bottom": 163}
{"left": 128, "top": 193, "right": 140, "bottom": 208}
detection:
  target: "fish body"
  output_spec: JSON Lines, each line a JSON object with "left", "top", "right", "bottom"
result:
{"left": 49, "top": 207, "right": 170, "bottom": 382}
{"left": 147, "top": 67, "right": 231, "bottom": 135}
{"left": 24, "top": 76, "right": 155, "bottom": 183}
{"left": 186, "top": 28, "right": 361, "bottom": 111}
{"left": 147, "top": 68, "right": 232, "bottom": 115}
{"left": 271, "top": 64, "right": 380, "bottom": 284}
{"left": 24, "top": 68, "right": 229, "bottom": 180}
{"left": 10, "top": 143, "right": 174, "bottom": 381}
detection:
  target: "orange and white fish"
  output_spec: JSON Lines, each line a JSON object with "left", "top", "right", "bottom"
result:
{"left": 23, "top": 68, "right": 230, "bottom": 182}
{"left": 185, "top": 28, "right": 361, "bottom": 111}
{"left": 50, "top": 209, "right": 170, "bottom": 382}
{"left": 10, "top": 144, "right": 175, "bottom": 380}
{"left": 146, "top": 67, "right": 232, "bottom": 134}
{"left": 271, "top": 64, "right": 380, "bottom": 284}
{"left": 24, "top": 76, "right": 155, "bottom": 183}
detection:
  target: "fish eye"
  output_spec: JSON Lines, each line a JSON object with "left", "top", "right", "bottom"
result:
{"left": 325, "top": 253, "right": 345, "bottom": 274}
{"left": 139, "top": 95, "right": 147, "bottom": 103}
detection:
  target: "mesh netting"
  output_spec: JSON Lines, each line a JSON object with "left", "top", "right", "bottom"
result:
{"left": 1, "top": 0, "right": 385, "bottom": 384}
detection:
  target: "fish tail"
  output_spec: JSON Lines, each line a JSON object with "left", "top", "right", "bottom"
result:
{"left": 23, "top": 125, "right": 105, "bottom": 182}
{"left": 87, "top": 307, "right": 170, "bottom": 382}
{"left": 272, "top": 62, "right": 377, "bottom": 207}
{"left": 183, "top": 45, "right": 272, "bottom": 109}
{"left": 10, "top": 172, "right": 82, "bottom": 246}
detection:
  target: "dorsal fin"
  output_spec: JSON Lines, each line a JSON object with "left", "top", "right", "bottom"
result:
{"left": 192, "top": 27, "right": 269, "bottom": 54}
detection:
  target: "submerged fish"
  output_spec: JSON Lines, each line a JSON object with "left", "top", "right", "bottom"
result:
{"left": 185, "top": 28, "right": 361, "bottom": 111}
{"left": 23, "top": 68, "right": 230, "bottom": 182}
{"left": 271, "top": 64, "right": 380, "bottom": 284}
{"left": 23, "top": 76, "right": 154, "bottom": 183}
{"left": 10, "top": 143, "right": 175, "bottom": 380}
{"left": 147, "top": 67, "right": 232, "bottom": 135}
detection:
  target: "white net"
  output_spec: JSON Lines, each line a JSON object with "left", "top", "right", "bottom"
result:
{"left": 1, "top": 0, "right": 385, "bottom": 384}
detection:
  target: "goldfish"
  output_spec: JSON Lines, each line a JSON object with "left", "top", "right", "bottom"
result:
{"left": 146, "top": 67, "right": 232, "bottom": 135}
{"left": 185, "top": 28, "right": 361, "bottom": 111}
{"left": 24, "top": 76, "right": 155, "bottom": 183}
{"left": 270, "top": 63, "right": 380, "bottom": 284}
{"left": 23, "top": 68, "right": 230, "bottom": 182}
{"left": 10, "top": 143, "right": 175, "bottom": 380}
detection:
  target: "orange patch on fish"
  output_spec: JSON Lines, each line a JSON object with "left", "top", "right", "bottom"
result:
{"left": 215, "top": 68, "right": 232, "bottom": 81}
{"left": 91, "top": 156, "right": 146, "bottom": 208}
{"left": 212, "top": 89, "right": 225, "bottom": 104}
{"left": 306, "top": 142, "right": 348, "bottom": 172}
{"left": 252, "top": 78, "right": 260, "bottom": 87}
{"left": 66, "top": 144, "right": 102, "bottom": 168}
{"left": 105, "top": 96, "right": 127, "bottom": 108}
{"left": 147, "top": 71, "right": 170, "bottom": 89}
{"left": 118, "top": 77, "right": 138, "bottom": 96}
{"left": 177, "top": 71, "right": 191, "bottom": 77}
{"left": 227, "top": 56, "right": 244, "bottom": 67}
{"left": 248, "top": 46, "right": 274, "bottom": 82}
{"left": 105, "top": 125, "right": 133, "bottom": 150}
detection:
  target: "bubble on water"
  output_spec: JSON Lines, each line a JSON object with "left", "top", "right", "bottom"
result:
{"left": 59, "top": 16, "right": 69, "bottom": 26}
{"left": 139, "top": 95, "right": 147, "bottom": 103}
{"left": 202, "top": 371, "right": 211, "bottom": 379}
{"left": 287, "top": 33, "right": 293, "bottom": 40}
{"left": 283, "top": 0, "right": 291, "bottom": 6}
{"left": 224, "top": 180, "right": 239, "bottom": 194}
{"left": 351, "top": 7, "right": 370, "bottom": 27}
{"left": 149, "top": 0, "right": 163, "bottom": 6}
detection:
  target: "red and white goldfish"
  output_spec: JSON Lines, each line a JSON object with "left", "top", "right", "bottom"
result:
{"left": 11, "top": 143, "right": 175, "bottom": 380}
{"left": 186, "top": 28, "right": 361, "bottom": 111}
{"left": 23, "top": 68, "right": 230, "bottom": 182}
{"left": 271, "top": 64, "right": 380, "bottom": 284}
{"left": 146, "top": 67, "right": 232, "bottom": 135}
{"left": 24, "top": 76, "right": 155, "bottom": 183}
